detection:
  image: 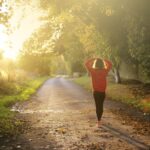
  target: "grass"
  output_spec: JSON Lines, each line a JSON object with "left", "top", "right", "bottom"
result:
{"left": 0, "top": 76, "right": 49, "bottom": 135}
{"left": 74, "top": 76, "right": 150, "bottom": 113}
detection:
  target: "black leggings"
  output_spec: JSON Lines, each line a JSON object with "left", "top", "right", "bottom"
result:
{"left": 93, "top": 91, "right": 105, "bottom": 121}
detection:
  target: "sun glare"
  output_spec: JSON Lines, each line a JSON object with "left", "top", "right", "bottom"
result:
{"left": 0, "top": 0, "right": 47, "bottom": 61}
{"left": 0, "top": 25, "right": 17, "bottom": 60}
{"left": 3, "top": 50, "right": 18, "bottom": 60}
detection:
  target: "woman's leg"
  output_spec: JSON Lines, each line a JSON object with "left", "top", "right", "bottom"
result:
{"left": 93, "top": 91, "right": 105, "bottom": 121}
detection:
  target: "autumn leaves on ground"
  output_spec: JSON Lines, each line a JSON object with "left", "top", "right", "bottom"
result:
{"left": 0, "top": 0, "right": 150, "bottom": 150}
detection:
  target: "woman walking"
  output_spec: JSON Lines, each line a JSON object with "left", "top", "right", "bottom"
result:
{"left": 85, "top": 58, "right": 112, "bottom": 127}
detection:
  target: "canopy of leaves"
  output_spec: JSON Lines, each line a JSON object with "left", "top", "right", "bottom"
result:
{"left": 17, "top": 0, "right": 150, "bottom": 81}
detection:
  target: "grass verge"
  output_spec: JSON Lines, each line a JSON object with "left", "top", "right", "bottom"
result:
{"left": 0, "top": 76, "right": 49, "bottom": 135}
{"left": 74, "top": 76, "right": 150, "bottom": 113}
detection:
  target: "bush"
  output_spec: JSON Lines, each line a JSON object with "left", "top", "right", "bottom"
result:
{"left": 0, "top": 81, "right": 21, "bottom": 95}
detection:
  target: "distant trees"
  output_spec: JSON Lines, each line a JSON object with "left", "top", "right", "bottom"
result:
{"left": 125, "top": 1, "right": 150, "bottom": 80}
{"left": 19, "top": 24, "right": 55, "bottom": 75}
{"left": 17, "top": 0, "right": 150, "bottom": 82}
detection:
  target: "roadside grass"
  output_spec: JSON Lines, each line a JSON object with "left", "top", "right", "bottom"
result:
{"left": 0, "top": 76, "right": 49, "bottom": 135}
{"left": 74, "top": 76, "right": 150, "bottom": 113}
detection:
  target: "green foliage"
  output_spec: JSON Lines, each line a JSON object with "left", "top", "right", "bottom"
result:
{"left": 0, "top": 77, "right": 48, "bottom": 134}
{"left": 19, "top": 23, "right": 58, "bottom": 75}
{"left": 17, "top": 0, "right": 150, "bottom": 81}
{"left": 126, "top": 16, "right": 150, "bottom": 78}
{"left": 0, "top": 81, "right": 21, "bottom": 95}
{"left": 19, "top": 54, "right": 52, "bottom": 75}
{"left": 74, "top": 76, "right": 150, "bottom": 113}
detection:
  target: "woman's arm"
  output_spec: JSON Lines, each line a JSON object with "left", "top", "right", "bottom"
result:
{"left": 84, "top": 58, "right": 96, "bottom": 72}
{"left": 103, "top": 59, "right": 112, "bottom": 72}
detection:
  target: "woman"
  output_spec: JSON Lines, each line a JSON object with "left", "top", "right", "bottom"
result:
{"left": 85, "top": 58, "right": 112, "bottom": 127}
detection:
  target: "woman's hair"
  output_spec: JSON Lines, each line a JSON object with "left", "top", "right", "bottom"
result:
{"left": 93, "top": 58, "right": 104, "bottom": 69}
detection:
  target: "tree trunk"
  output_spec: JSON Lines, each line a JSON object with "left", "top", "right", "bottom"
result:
{"left": 135, "top": 62, "right": 139, "bottom": 80}
{"left": 114, "top": 68, "right": 121, "bottom": 83}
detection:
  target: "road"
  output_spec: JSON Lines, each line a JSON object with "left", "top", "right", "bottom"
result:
{"left": 1, "top": 78, "right": 150, "bottom": 150}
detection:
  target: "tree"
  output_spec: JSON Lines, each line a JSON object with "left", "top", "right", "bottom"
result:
{"left": 124, "top": 0, "right": 150, "bottom": 80}
{"left": 18, "top": 0, "right": 150, "bottom": 82}
{"left": 19, "top": 24, "right": 55, "bottom": 75}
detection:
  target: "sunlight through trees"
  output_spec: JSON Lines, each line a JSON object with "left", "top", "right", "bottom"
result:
{"left": 0, "top": 0, "right": 150, "bottom": 82}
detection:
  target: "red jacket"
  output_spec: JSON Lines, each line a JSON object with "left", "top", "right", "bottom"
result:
{"left": 85, "top": 58, "right": 112, "bottom": 92}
